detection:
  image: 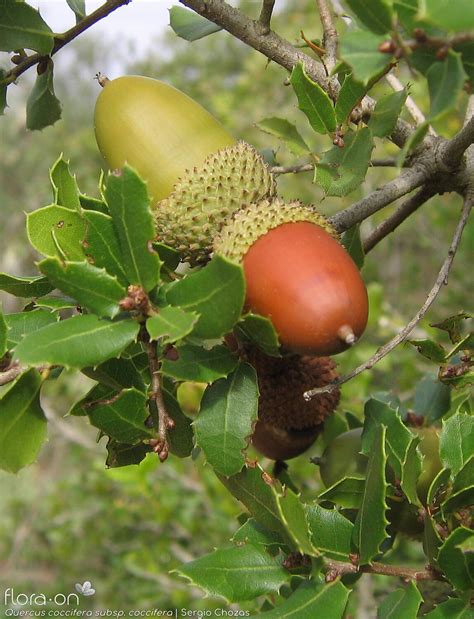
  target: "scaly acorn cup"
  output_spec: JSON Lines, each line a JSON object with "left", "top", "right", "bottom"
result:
{"left": 247, "top": 350, "right": 340, "bottom": 460}
{"left": 94, "top": 75, "right": 236, "bottom": 202}
{"left": 155, "top": 142, "right": 276, "bottom": 265}
{"left": 214, "top": 199, "right": 369, "bottom": 356}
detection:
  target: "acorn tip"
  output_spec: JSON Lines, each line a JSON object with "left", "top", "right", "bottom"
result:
{"left": 338, "top": 325, "right": 357, "bottom": 346}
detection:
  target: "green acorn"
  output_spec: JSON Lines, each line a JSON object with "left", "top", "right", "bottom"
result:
{"left": 154, "top": 142, "right": 276, "bottom": 265}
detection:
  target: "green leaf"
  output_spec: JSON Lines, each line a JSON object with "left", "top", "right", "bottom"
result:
{"left": 408, "top": 338, "right": 447, "bottom": 363}
{"left": 0, "top": 309, "right": 7, "bottom": 358}
{"left": 232, "top": 518, "right": 286, "bottom": 549}
{"left": 341, "top": 224, "right": 364, "bottom": 269}
{"left": 166, "top": 255, "right": 245, "bottom": 340}
{"left": 368, "top": 89, "right": 407, "bottom": 137}
{"left": 0, "top": 70, "right": 7, "bottom": 115}
{"left": 335, "top": 74, "right": 367, "bottom": 125}
{"left": 346, "top": 0, "right": 394, "bottom": 34}
{"left": 257, "top": 579, "right": 350, "bottom": 619}
{"left": 340, "top": 30, "right": 391, "bottom": 83}
{"left": 316, "top": 128, "right": 374, "bottom": 196}
{"left": 422, "top": 598, "right": 473, "bottom": 619}
{"left": 290, "top": 63, "right": 337, "bottom": 134}
{"left": 352, "top": 424, "right": 389, "bottom": 564}
{"left": 49, "top": 154, "right": 81, "bottom": 211}
{"left": 437, "top": 527, "right": 474, "bottom": 591}
{"left": 66, "top": 0, "right": 86, "bottom": 23}
{"left": 153, "top": 242, "right": 180, "bottom": 273}
{"left": 146, "top": 306, "right": 199, "bottom": 345}
{"left": 305, "top": 504, "right": 354, "bottom": 561}
{"left": 377, "top": 581, "right": 422, "bottom": 619}
{"left": 69, "top": 383, "right": 117, "bottom": 417}
{"left": 0, "top": 369, "right": 46, "bottom": 473}
{"left": 440, "top": 413, "right": 474, "bottom": 475}
{"left": 174, "top": 544, "right": 288, "bottom": 603}
{"left": 82, "top": 210, "right": 129, "bottom": 286}
{"left": 163, "top": 390, "right": 194, "bottom": 458}
{"left": 34, "top": 296, "right": 77, "bottom": 311}
{"left": 169, "top": 6, "right": 221, "bottom": 41}
{"left": 456, "top": 40, "right": 474, "bottom": 85}
{"left": 194, "top": 363, "right": 258, "bottom": 476}
{"left": 161, "top": 344, "right": 237, "bottom": 382}
{"left": 79, "top": 194, "right": 108, "bottom": 215}
{"left": 26, "top": 61, "right": 62, "bottom": 131}
{"left": 14, "top": 315, "right": 139, "bottom": 369}
{"left": 276, "top": 490, "right": 315, "bottom": 556}
{"left": 394, "top": 0, "right": 419, "bottom": 31}
{"left": 106, "top": 439, "right": 151, "bottom": 468}
{"left": 39, "top": 258, "right": 125, "bottom": 319}
{"left": 256, "top": 117, "right": 311, "bottom": 156}
{"left": 27, "top": 204, "right": 87, "bottom": 261}
{"left": 419, "top": 0, "right": 474, "bottom": 32}
{"left": 318, "top": 477, "right": 366, "bottom": 509}
{"left": 0, "top": 273, "right": 53, "bottom": 298}
{"left": 234, "top": 313, "right": 281, "bottom": 357}
{"left": 427, "top": 51, "right": 468, "bottom": 120}
{"left": 5, "top": 309, "right": 58, "bottom": 348}
{"left": 413, "top": 376, "right": 451, "bottom": 421}
{"left": 82, "top": 357, "right": 145, "bottom": 392}
{"left": 0, "top": 0, "right": 54, "bottom": 54}
{"left": 105, "top": 166, "right": 161, "bottom": 292}
{"left": 431, "top": 312, "right": 472, "bottom": 344}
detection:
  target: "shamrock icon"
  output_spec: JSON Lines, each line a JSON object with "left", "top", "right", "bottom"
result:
{"left": 75, "top": 581, "right": 96, "bottom": 596}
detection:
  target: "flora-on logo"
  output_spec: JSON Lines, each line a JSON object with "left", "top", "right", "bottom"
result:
{"left": 75, "top": 581, "right": 96, "bottom": 597}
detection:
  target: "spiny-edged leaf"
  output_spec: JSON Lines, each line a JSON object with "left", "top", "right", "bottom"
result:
{"left": 340, "top": 30, "right": 391, "bottom": 83}
{"left": 0, "top": 273, "right": 53, "bottom": 298}
{"left": 0, "top": 369, "right": 46, "bottom": 473}
{"left": 318, "top": 477, "right": 366, "bottom": 509}
{"left": 427, "top": 467, "right": 451, "bottom": 506}
{"left": 305, "top": 504, "right": 354, "bottom": 561}
{"left": 5, "top": 309, "right": 58, "bottom": 348}
{"left": 456, "top": 40, "right": 474, "bottom": 86}
{"left": 69, "top": 383, "right": 117, "bottom": 417}
{"left": 153, "top": 242, "right": 180, "bottom": 273}
{"left": 194, "top": 363, "right": 258, "bottom": 476}
{"left": 437, "top": 527, "right": 474, "bottom": 591}
{"left": 453, "top": 456, "right": 474, "bottom": 494}
{"left": 82, "top": 210, "right": 128, "bottom": 286}
{"left": 26, "top": 61, "right": 61, "bottom": 130}
{"left": 66, "top": 0, "right": 86, "bottom": 23}
{"left": 256, "top": 117, "right": 311, "bottom": 156}
{"left": 427, "top": 51, "right": 467, "bottom": 120}
{"left": 234, "top": 313, "right": 281, "bottom": 357}
{"left": 413, "top": 375, "right": 451, "bottom": 421}
{"left": 169, "top": 5, "right": 222, "bottom": 41}
{"left": 219, "top": 465, "right": 291, "bottom": 543}
{"left": 335, "top": 73, "right": 366, "bottom": 125}
{"left": 106, "top": 438, "right": 151, "bottom": 468}
{"left": 34, "top": 296, "right": 77, "bottom": 311}
{"left": 163, "top": 389, "right": 194, "bottom": 458}
{"left": 166, "top": 255, "right": 245, "bottom": 340}
{"left": 316, "top": 128, "right": 374, "bottom": 196}
{"left": 276, "top": 489, "right": 315, "bottom": 556}
{"left": 161, "top": 344, "right": 238, "bottom": 382}
{"left": 49, "top": 154, "right": 81, "bottom": 210}
{"left": 105, "top": 166, "right": 161, "bottom": 292}
{"left": 352, "top": 424, "right": 389, "bottom": 564}
{"left": 368, "top": 89, "right": 407, "bottom": 137}
{"left": 377, "top": 581, "right": 423, "bottom": 619}
{"left": 341, "top": 224, "right": 364, "bottom": 269}
{"left": 441, "top": 483, "right": 474, "bottom": 515}
{"left": 232, "top": 518, "right": 287, "bottom": 549}
{"left": 446, "top": 332, "right": 474, "bottom": 359}
{"left": 396, "top": 121, "right": 429, "bottom": 166}
{"left": 423, "top": 510, "right": 443, "bottom": 568}
{"left": 346, "top": 0, "right": 393, "bottom": 34}
{"left": 431, "top": 311, "right": 472, "bottom": 344}
{"left": 422, "top": 598, "right": 473, "bottom": 619}
{"left": 0, "top": 70, "right": 7, "bottom": 115}
{"left": 257, "top": 578, "right": 350, "bottom": 619}
{"left": 86, "top": 388, "right": 153, "bottom": 444}
{"left": 440, "top": 412, "right": 474, "bottom": 475}
{"left": 39, "top": 258, "right": 125, "bottom": 319}
{"left": 0, "top": 0, "right": 54, "bottom": 54}
{"left": 419, "top": 0, "right": 474, "bottom": 32}
{"left": 14, "top": 315, "right": 139, "bottom": 369}
{"left": 27, "top": 204, "right": 87, "bottom": 261}
{"left": 173, "top": 544, "right": 288, "bottom": 603}
{"left": 82, "top": 357, "right": 146, "bottom": 393}
{"left": 290, "top": 63, "right": 337, "bottom": 134}
{"left": 401, "top": 437, "right": 423, "bottom": 506}
{"left": 79, "top": 194, "right": 108, "bottom": 214}
{"left": 0, "top": 309, "right": 7, "bottom": 358}
{"left": 146, "top": 306, "right": 199, "bottom": 345}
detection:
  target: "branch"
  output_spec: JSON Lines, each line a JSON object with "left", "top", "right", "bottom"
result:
{"left": 258, "top": 0, "right": 275, "bottom": 35}
{"left": 0, "top": 362, "right": 23, "bottom": 386}
{"left": 304, "top": 197, "right": 472, "bottom": 399}
{"left": 2, "top": 0, "right": 131, "bottom": 86}
{"left": 363, "top": 186, "right": 435, "bottom": 253}
{"left": 385, "top": 73, "right": 436, "bottom": 134}
{"left": 324, "top": 559, "right": 444, "bottom": 582}
{"left": 270, "top": 159, "right": 399, "bottom": 176}
{"left": 329, "top": 166, "right": 427, "bottom": 232}
{"left": 316, "top": 0, "right": 338, "bottom": 72}
{"left": 440, "top": 115, "right": 474, "bottom": 170}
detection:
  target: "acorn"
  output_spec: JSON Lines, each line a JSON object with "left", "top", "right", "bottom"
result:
{"left": 248, "top": 349, "right": 340, "bottom": 460}
{"left": 94, "top": 75, "right": 236, "bottom": 202}
{"left": 214, "top": 199, "right": 369, "bottom": 357}
{"left": 155, "top": 142, "right": 276, "bottom": 265}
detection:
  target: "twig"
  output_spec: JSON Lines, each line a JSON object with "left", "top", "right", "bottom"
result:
{"left": 270, "top": 163, "right": 314, "bottom": 175}
{"left": 258, "top": 0, "right": 275, "bottom": 35}
{"left": 370, "top": 159, "right": 399, "bottom": 167}
{"left": 324, "top": 559, "right": 444, "bottom": 582}
{"left": 2, "top": 0, "right": 131, "bottom": 86}
{"left": 146, "top": 339, "right": 174, "bottom": 462}
{"left": 385, "top": 73, "right": 436, "bottom": 134}
{"left": 304, "top": 197, "right": 472, "bottom": 399}
{"left": 0, "top": 362, "right": 23, "bottom": 386}
{"left": 329, "top": 166, "right": 427, "bottom": 232}
{"left": 363, "top": 187, "right": 435, "bottom": 253}
{"left": 440, "top": 115, "right": 474, "bottom": 170}
{"left": 316, "top": 0, "right": 338, "bottom": 72}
